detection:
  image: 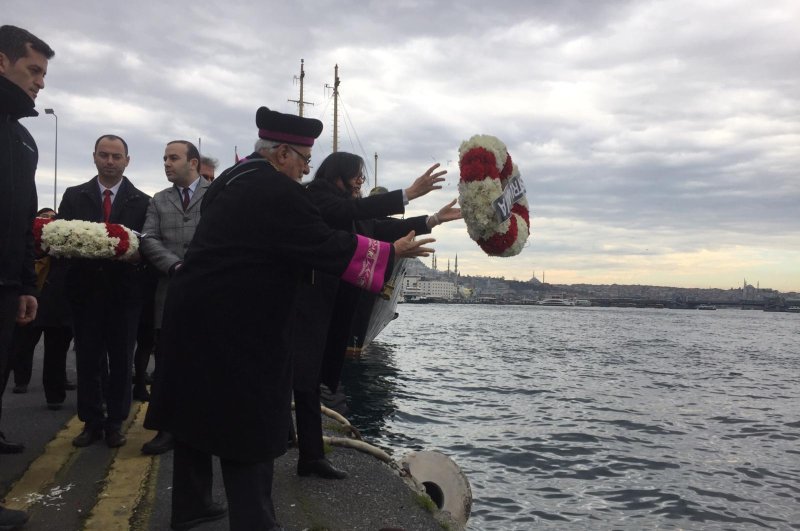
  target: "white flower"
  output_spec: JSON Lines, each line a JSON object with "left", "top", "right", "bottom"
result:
{"left": 458, "top": 179, "right": 508, "bottom": 240}
{"left": 41, "top": 220, "right": 138, "bottom": 259}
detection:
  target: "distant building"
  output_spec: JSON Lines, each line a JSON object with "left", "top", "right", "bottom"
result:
{"left": 402, "top": 275, "right": 457, "bottom": 300}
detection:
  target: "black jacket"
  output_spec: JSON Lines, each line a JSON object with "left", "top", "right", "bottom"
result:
{"left": 291, "top": 179, "right": 429, "bottom": 391}
{"left": 0, "top": 76, "right": 39, "bottom": 295}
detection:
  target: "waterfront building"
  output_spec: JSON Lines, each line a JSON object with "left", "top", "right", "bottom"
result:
{"left": 402, "top": 275, "right": 457, "bottom": 300}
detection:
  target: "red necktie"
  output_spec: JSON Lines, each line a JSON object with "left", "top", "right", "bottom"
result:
{"left": 182, "top": 188, "right": 191, "bottom": 211}
{"left": 103, "top": 189, "right": 112, "bottom": 222}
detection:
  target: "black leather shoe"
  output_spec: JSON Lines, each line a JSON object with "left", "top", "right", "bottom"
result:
{"left": 72, "top": 427, "right": 103, "bottom": 448}
{"left": 11, "top": 385, "right": 27, "bottom": 394}
{"left": 0, "top": 432, "right": 24, "bottom": 454}
{"left": 170, "top": 502, "right": 227, "bottom": 530}
{"left": 64, "top": 379, "right": 77, "bottom": 390}
{"left": 46, "top": 402, "right": 64, "bottom": 411}
{"left": 105, "top": 429, "right": 127, "bottom": 448}
{"left": 297, "top": 458, "right": 348, "bottom": 479}
{"left": 0, "top": 505, "right": 29, "bottom": 529}
{"left": 141, "top": 432, "right": 174, "bottom": 455}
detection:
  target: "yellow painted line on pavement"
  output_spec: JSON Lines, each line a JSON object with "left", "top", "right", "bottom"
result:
{"left": 84, "top": 402, "right": 156, "bottom": 531}
{"left": 3, "top": 414, "right": 84, "bottom": 511}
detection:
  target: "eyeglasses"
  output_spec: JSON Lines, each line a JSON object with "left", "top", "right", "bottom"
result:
{"left": 351, "top": 173, "right": 366, "bottom": 183}
{"left": 286, "top": 145, "right": 312, "bottom": 165}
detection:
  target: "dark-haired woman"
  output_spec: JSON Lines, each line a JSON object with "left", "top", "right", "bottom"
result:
{"left": 290, "top": 152, "right": 461, "bottom": 479}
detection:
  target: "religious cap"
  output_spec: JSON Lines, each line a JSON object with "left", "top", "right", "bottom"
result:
{"left": 256, "top": 106, "right": 323, "bottom": 147}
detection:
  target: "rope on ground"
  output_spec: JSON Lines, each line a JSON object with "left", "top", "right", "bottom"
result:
{"left": 320, "top": 404, "right": 363, "bottom": 440}
{"left": 317, "top": 405, "right": 404, "bottom": 470}
{"left": 322, "top": 436, "right": 393, "bottom": 464}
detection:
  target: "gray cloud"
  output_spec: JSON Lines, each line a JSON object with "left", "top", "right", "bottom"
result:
{"left": 7, "top": 0, "right": 799, "bottom": 290}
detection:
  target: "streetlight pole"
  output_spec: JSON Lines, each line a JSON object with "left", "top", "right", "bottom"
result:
{"left": 44, "top": 108, "right": 57, "bottom": 210}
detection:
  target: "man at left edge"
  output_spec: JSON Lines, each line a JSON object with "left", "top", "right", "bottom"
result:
{"left": 0, "top": 23, "right": 55, "bottom": 531}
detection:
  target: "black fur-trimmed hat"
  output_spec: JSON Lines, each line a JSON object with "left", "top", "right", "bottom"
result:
{"left": 256, "top": 106, "right": 323, "bottom": 147}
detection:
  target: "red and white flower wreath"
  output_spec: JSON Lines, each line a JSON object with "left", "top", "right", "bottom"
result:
{"left": 458, "top": 134, "right": 530, "bottom": 257}
{"left": 34, "top": 218, "right": 139, "bottom": 260}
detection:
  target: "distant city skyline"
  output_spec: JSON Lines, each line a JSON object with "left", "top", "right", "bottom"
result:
{"left": 424, "top": 255, "right": 797, "bottom": 294}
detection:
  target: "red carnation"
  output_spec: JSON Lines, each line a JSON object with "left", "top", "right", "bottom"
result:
{"left": 500, "top": 153, "right": 513, "bottom": 180}
{"left": 477, "top": 216, "right": 519, "bottom": 256}
{"left": 105, "top": 223, "right": 130, "bottom": 256}
{"left": 459, "top": 147, "right": 500, "bottom": 183}
{"left": 32, "top": 217, "right": 54, "bottom": 256}
{"left": 512, "top": 203, "right": 529, "bottom": 226}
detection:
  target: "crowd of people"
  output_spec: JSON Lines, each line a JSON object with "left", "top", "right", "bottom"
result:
{"left": 1, "top": 24, "right": 460, "bottom": 531}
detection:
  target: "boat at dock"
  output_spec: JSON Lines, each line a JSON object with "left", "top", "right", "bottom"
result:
{"left": 346, "top": 258, "right": 407, "bottom": 354}
{"left": 697, "top": 304, "right": 717, "bottom": 310}
{"left": 538, "top": 297, "right": 575, "bottom": 306}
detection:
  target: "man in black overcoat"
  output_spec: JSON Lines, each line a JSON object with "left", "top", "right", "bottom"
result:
{"left": 58, "top": 135, "right": 150, "bottom": 449}
{"left": 144, "top": 107, "right": 433, "bottom": 531}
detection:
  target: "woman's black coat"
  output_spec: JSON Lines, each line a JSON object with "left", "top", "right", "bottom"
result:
{"left": 291, "top": 179, "right": 429, "bottom": 392}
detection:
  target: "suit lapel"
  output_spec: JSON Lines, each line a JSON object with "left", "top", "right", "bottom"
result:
{"left": 186, "top": 178, "right": 210, "bottom": 212}
{"left": 79, "top": 178, "right": 103, "bottom": 222}
{"left": 167, "top": 186, "right": 183, "bottom": 214}
{"left": 109, "top": 178, "right": 130, "bottom": 223}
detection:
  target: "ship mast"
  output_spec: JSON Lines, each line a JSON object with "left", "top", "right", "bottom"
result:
{"left": 288, "top": 58, "right": 313, "bottom": 117}
{"left": 325, "top": 64, "right": 341, "bottom": 152}
{"left": 374, "top": 152, "right": 378, "bottom": 188}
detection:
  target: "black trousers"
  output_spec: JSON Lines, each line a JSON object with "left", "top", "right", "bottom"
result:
{"left": 133, "top": 293, "right": 156, "bottom": 388}
{"left": 71, "top": 292, "right": 140, "bottom": 431}
{"left": 172, "top": 439, "right": 279, "bottom": 531}
{"left": 293, "top": 386, "right": 324, "bottom": 462}
{"left": 0, "top": 288, "right": 20, "bottom": 426}
{"left": 10, "top": 325, "right": 72, "bottom": 404}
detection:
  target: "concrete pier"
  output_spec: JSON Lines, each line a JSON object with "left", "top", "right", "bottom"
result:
{"left": 1, "top": 342, "right": 457, "bottom": 530}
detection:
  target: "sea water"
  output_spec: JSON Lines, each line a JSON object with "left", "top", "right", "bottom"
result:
{"left": 341, "top": 305, "right": 800, "bottom": 530}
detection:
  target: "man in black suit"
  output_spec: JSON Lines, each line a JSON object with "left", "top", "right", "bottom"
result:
{"left": 58, "top": 134, "right": 150, "bottom": 448}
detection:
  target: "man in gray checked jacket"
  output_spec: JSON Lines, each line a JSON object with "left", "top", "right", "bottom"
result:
{"left": 139, "top": 140, "right": 210, "bottom": 455}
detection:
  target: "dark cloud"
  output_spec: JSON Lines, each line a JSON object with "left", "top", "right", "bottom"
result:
{"left": 5, "top": 0, "right": 798, "bottom": 290}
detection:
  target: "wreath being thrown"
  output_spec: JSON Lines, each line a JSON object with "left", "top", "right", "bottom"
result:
{"left": 458, "top": 134, "right": 530, "bottom": 257}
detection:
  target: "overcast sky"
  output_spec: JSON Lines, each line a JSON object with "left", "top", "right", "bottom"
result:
{"left": 8, "top": 0, "right": 799, "bottom": 291}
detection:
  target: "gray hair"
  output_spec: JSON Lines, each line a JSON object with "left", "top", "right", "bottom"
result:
{"left": 200, "top": 156, "right": 218, "bottom": 169}
{"left": 254, "top": 138, "right": 281, "bottom": 153}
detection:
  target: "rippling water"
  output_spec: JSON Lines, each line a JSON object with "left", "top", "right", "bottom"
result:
{"left": 340, "top": 305, "right": 800, "bottom": 530}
